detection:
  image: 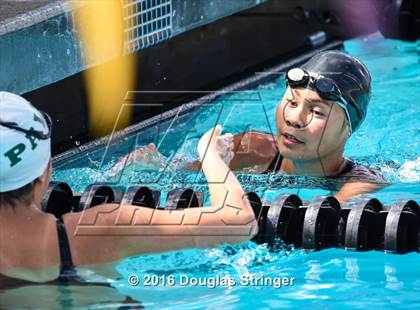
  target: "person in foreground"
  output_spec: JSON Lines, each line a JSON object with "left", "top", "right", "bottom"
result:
{"left": 115, "top": 51, "right": 388, "bottom": 201}
{"left": 0, "top": 91, "right": 257, "bottom": 283}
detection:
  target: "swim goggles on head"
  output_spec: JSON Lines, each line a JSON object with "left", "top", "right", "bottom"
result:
{"left": 0, "top": 111, "right": 52, "bottom": 140}
{"left": 286, "top": 67, "right": 354, "bottom": 133}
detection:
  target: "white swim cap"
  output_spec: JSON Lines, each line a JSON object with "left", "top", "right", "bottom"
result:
{"left": 0, "top": 92, "right": 51, "bottom": 192}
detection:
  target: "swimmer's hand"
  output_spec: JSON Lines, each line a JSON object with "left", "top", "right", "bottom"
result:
{"left": 197, "top": 125, "right": 234, "bottom": 164}
{"left": 108, "top": 143, "right": 166, "bottom": 177}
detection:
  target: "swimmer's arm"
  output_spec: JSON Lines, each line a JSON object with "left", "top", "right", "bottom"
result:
{"left": 334, "top": 181, "right": 388, "bottom": 202}
{"left": 64, "top": 152, "right": 257, "bottom": 264}
{"left": 109, "top": 131, "right": 276, "bottom": 174}
{"left": 185, "top": 131, "right": 277, "bottom": 171}
{"left": 107, "top": 143, "right": 166, "bottom": 177}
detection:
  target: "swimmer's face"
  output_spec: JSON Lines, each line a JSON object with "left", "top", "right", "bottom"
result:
{"left": 275, "top": 87, "right": 349, "bottom": 161}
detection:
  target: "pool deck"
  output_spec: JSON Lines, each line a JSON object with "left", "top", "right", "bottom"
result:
{"left": 0, "top": 0, "right": 57, "bottom": 22}
{"left": 0, "top": 1, "right": 76, "bottom": 36}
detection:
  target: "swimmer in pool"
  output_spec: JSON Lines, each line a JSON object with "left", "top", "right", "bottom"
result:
{"left": 0, "top": 91, "right": 257, "bottom": 283}
{"left": 114, "top": 51, "right": 388, "bottom": 201}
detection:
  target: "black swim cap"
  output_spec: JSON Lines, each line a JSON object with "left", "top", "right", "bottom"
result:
{"left": 301, "top": 51, "right": 371, "bottom": 133}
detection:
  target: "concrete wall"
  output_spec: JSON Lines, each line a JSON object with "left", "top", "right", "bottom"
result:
{"left": 0, "top": 0, "right": 266, "bottom": 95}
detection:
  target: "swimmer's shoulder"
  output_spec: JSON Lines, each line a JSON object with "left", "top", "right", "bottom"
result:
{"left": 230, "top": 131, "right": 277, "bottom": 171}
{"left": 337, "top": 159, "right": 388, "bottom": 184}
{"left": 340, "top": 159, "right": 388, "bottom": 184}
{"left": 233, "top": 130, "right": 277, "bottom": 151}
{"left": 333, "top": 159, "right": 389, "bottom": 201}
{"left": 61, "top": 206, "right": 125, "bottom": 266}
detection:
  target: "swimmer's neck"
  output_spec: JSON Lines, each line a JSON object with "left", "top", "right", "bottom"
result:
{"left": 0, "top": 182, "right": 46, "bottom": 220}
{"left": 281, "top": 152, "right": 347, "bottom": 177}
{"left": 0, "top": 201, "right": 44, "bottom": 222}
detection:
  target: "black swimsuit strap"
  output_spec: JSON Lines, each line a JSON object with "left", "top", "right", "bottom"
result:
{"left": 262, "top": 151, "right": 355, "bottom": 176}
{"left": 56, "top": 218, "right": 78, "bottom": 281}
{"left": 262, "top": 150, "right": 283, "bottom": 174}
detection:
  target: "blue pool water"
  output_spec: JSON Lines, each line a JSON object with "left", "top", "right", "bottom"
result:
{"left": 51, "top": 36, "right": 420, "bottom": 309}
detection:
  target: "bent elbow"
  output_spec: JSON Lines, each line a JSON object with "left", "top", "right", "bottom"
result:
{"left": 249, "top": 218, "right": 259, "bottom": 240}
{"left": 230, "top": 215, "right": 259, "bottom": 244}
{"left": 244, "top": 216, "right": 259, "bottom": 241}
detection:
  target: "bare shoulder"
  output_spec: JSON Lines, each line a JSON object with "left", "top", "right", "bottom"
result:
{"left": 334, "top": 163, "right": 389, "bottom": 201}
{"left": 231, "top": 131, "right": 278, "bottom": 170}
{"left": 61, "top": 205, "right": 124, "bottom": 265}
{"left": 234, "top": 131, "right": 277, "bottom": 150}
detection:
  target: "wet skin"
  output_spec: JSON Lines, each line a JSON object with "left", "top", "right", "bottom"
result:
{"left": 115, "top": 86, "right": 385, "bottom": 200}
{"left": 230, "top": 86, "right": 350, "bottom": 177}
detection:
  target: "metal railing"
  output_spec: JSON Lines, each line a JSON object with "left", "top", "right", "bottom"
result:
{"left": 122, "top": 0, "right": 173, "bottom": 53}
